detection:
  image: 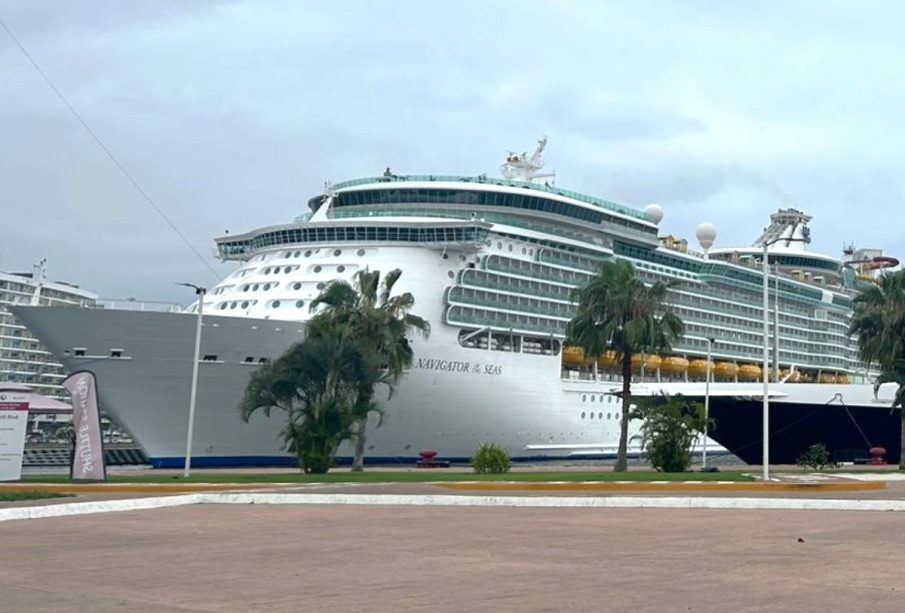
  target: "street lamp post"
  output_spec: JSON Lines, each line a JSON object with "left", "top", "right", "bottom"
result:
{"left": 702, "top": 337, "right": 714, "bottom": 470}
{"left": 178, "top": 283, "right": 206, "bottom": 479}
{"left": 760, "top": 234, "right": 808, "bottom": 482}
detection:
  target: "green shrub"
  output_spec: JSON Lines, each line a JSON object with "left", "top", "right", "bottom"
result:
{"left": 797, "top": 443, "right": 836, "bottom": 472}
{"left": 631, "top": 393, "right": 710, "bottom": 473}
{"left": 471, "top": 442, "right": 511, "bottom": 474}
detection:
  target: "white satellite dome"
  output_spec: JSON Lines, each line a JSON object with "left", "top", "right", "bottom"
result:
{"left": 696, "top": 222, "right": 717, "bottom": 251}
{"left": 643, "top": 203, "right": 664, "bottom": 224}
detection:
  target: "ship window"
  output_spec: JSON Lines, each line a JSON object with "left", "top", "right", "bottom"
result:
{"left": 263, "top": 268, "right": 270, "bottom": 275}
{"left": 284, "top": 266, "right": 292, "bottom": 273}
{"left": 202, "top": 354, "right": 218, "bottom": 361}
{"left": 598, "top": 412, "right": 603, "bottom": 420}
{"left": 244, "top": 356, "right": 254, "bottom": 363}
{"left": 258, "top": 357, "right": 270, "bottom": 364}
{"left": 219, "top": 303, "right": 227, "bottom": 310}
{"left": 241, "top": 301, "right": 249, "bottom": 309}
{"left": 230, "top": 302, "right": 237, "bottom": 309}
{"left": 337, "top": 265, "right": 346, "bottom": 273}
{"left": 305, "top": 250, "right": 312, "bottom": 257}
{"left": 581, "top": 412, "right": 586, "bottom": 419}
{"left": 263, "top": 284, "right": 271, "bottom": 291}
{"left": 334, "top": 249, "right": 342, "bottom": 257}
{"left": 447, "top": 271, "right": 454, "bottom": 279}
{"left": 589, "top": 412, "right": 595, "bottom": 419}
{"left": 581, "top": 394, "right": 586, "bottom": 402}
{"left": 314, "top": 265, "right": 322, "bottom": 273}
{"left": 295, "top": 300, "right": 305, "bottom": 308}
{"left": 293, "top": 282, "right": 302, "bottom": 290}
{"left": 294, "top": 251, "right": 301, "bottom": 258}
{"left": 607, "top": 413, "right": 611, "bottom": 420}
{"left": 110, "top": 349, "right": 123, "bottom": 358}
{"left": 590, "top": 395, "right": 595, "bottom": 403}
{"left": 272, "top": 300, "right": 281, "bottom": 308}
{"left": 253, "top": 284, "right": 260, "bottom": 291}
{"left": 242, "top": 285, "right": 249, "bottom": 292}
{"left": 357, "top": 249, "right": 366, "bottom": 256}
{"left": 317, "top": 282, "right": 325, "bottom": 290}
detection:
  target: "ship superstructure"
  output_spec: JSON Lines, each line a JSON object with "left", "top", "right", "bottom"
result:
{"left": 12, "top": 141, "right": 902, "bottom": 466}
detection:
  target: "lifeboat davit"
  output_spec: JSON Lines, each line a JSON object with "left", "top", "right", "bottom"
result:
{"left": 631, "top": 354, "right": 662, "bottom": 371}
{"left": 661, "top": 356, "right": 689, "bottom": 375}
{"left": 737, "top": 364, "right": 762, "bottom": 381}
{"left": 688, "top": 359, "right": 715, "bottom": 377}
{"left": 598, "top": 351, "right": 619, "bottom": 369}
{"left": 783, "top": 370, "right": 801, "bottom": 383}
{"left": 714, "top": 362, "right": 739, "bottom": 379}
{"left": 562, "top": 346, "right": 586, "bottom": 366}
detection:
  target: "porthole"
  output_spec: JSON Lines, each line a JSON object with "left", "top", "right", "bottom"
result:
{"left": 522, "top": 247, "right": 527, "bottom": 254}
{"left": 230, "top": 302, "right": 237, "bottom": 309}
{"left": 590, "top": 395, "right": 595, "bottom": 403}
{"left": 241, "top": 301, "right": 249, "bottom": 309}
{"left": 272, "top": 300, "right": 281, "bottom": 308}
{"left": 447, "top": 271, "right": 454, "bottom": 279}
{"left": 333, "top": 249, "right": 342, "bottom": 257}
{"left": 581, "top": 394, "right": 587, "bottom": 402}
{"left": 284, "top": 251, "right": 291, "bottom": 258}
{"left": 242, "top": 285, "right": 249, "bottom": 292}
{"left": 607, "top": 413, "right": 611, "bottom": 420}
{"left": 263, "top": 284, "right": 270, "bottom": 291}
{"left": 219, "top": 303, "right": 227, "bottom": 310}
{"left": 284, "top": 266, "right": 292, "bottom": 274}
{"left": 497, "top": 242, "right": 503, "bottom": 249}
{"left": 598, "top": 412, "right": 603, "bottom": 420}
{"left": 253, "top": 284, "right": 259, "bottom": 291}
{"left": 304, "top": 250, "right": 312, "bottom": 257}
{"left": 263, "top": 268, "right": 270, "bottom": 275}
{"left": 590, "top": 412, "right": 595, "bottom": 419}
{"left": 357, "top": 249, "right": 366, "bottom": 256}
{"left": 581, "top": 412, "right": 586, "bottom": 419}
{"left": 314, "top": 265, "right": 322, "bottom": 273}
{"left": 295, "top": 300, "right": 305, "bottom": 308}
{"left": 337, "top": 265, "right": 346, "bottom": 273}
{"left": 293, "top": 251, "right": 301, "bottom": 257}
{"left": 508, "top": 245, "right": 513, "bottom": 252}
{"left": 316, "top": 282, "right": 325, "bottom": 290}
{"left": 293, "top": 282, "right": 302, "bottom": 290}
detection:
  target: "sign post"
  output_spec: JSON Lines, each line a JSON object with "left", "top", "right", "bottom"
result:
{"left": 0, "top": 393, "right": 29, "bottom": 482}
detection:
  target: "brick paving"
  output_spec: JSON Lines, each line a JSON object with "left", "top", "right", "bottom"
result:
{"left": 3, "top": 503, "right": 905, "bottom": 611}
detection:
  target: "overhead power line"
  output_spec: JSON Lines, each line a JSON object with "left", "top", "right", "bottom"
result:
{"left": 0, "top": 15, "right": 220, "bottom": 280}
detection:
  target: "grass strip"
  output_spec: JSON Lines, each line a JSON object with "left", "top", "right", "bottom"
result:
{"left": 0, "top": 490, "right": 71, "bottom": 502}
{"left": 19, "top": 470, "right": 752, "bottom": 485}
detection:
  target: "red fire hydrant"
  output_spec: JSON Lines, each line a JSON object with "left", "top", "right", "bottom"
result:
{"left": 869, "top": 447, "right": 887, "bottom": 465}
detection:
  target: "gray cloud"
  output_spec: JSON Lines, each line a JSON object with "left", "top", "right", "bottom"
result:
{"left": 1, "top": 0, "right": 904, "bottom": 302}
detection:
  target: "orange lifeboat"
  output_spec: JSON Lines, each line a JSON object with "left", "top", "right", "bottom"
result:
{"left": 631, "top": 354, "right": 662, "bottom": 371}
{"left": 598, "top": 351, "right": 619, "bottom": 369}
{"left": 562, "top": 346, "right": 586, "bottom": 366}
{"left": 661, "top": 356, "right": 689, "bottom": 375}
{"left": 737, "top": 364, "right": 762, "bottom": 381}
{"left": 783, "top": 370, "right": 801, "bottom": 383}
{"left": 818, "top": 373, "right": 837, "bottom": 384}
{"left": 714, "top": 362, "right": 739, "bottom": 380}
{"left": 688, "top": 359, "right": 715, "bottom": 378}
{"left": 836, "top": 373, "right": 850, "bottom": 385}
{"left": 798, "top": 372, "right": 814, "bottom": 383}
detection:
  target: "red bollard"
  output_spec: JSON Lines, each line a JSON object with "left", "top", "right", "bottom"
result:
{"left": 869, "top": 447, "right": 887, "bottom": 465}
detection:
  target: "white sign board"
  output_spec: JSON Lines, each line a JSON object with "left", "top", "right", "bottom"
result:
{"left": 0, "top": 393, "right": 29, "bottom": 482}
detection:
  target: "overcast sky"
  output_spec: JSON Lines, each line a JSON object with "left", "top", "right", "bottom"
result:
{"left": 2, "top": 0, "right": 904, "bottom": 304}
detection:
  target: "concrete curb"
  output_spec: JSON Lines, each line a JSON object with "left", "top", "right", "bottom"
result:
{"left": 5, "top": 491, "right": 905, "bottom": 522}
{"left": 0, "top": 494, "right": 200, "bottom": 522}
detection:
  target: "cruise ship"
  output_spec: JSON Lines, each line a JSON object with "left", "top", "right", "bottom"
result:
{"left": 13, "top": 140, "right": 903, "bottom": 467}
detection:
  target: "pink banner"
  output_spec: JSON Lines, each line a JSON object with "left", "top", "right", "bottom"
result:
{"left": 62, "top": 371, "right": 106, "bottom": 481}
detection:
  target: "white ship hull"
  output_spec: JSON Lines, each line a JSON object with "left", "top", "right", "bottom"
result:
{"left": 13, "top": 306, "right": 898, "bottom": 467}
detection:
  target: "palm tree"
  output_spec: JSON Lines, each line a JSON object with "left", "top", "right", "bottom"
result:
{"left": 310, "top": 268, "right": 430, "bottom": 471}
{"left": 240, "top": 323, "right": 378, "bottom": 473}
{"left": 566, "top": 259, "right": 684, "bottom": 472}
{"left": 850, "top": 269, "right": 905, "bottom": 469}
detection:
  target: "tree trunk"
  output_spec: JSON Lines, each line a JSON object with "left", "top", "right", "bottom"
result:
{"left": 351, "top": 416, "right": 367, "bottom": 472}
{"left": 900, "top": 403, "right": 905, "bottom": 471}
{"left": 614, "top": 353, "right": 632, "bottom": 472}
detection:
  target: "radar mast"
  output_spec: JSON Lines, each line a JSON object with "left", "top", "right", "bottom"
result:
{"left": 501, "top": 136, "right": 556, "bottom": 183}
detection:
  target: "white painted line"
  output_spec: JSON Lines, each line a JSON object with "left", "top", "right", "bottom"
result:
{"left": 5, "top": 491, "right": 905, "bottom": 522}
{"left": 196, "top": 492, "right": 905, "bottom": 512}
{"left": 0, "top": 494, "right": 201, "bottom": 522}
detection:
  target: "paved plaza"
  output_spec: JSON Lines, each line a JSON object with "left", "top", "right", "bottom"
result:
{"left": 3, "top": 498, "right": 905, "bottom": 612}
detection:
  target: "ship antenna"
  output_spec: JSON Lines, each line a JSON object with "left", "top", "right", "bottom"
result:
{"left": 501, "top": 136, "right": 556, "bottom": 183}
